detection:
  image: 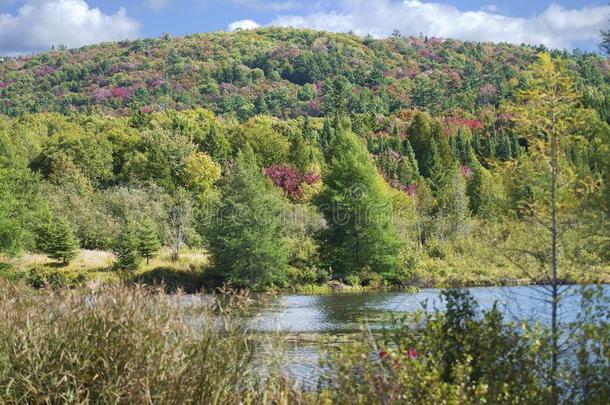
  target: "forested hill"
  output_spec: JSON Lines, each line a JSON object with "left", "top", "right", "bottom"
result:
{"left": 1, "top": 27, "right": 609, "bottom": 121}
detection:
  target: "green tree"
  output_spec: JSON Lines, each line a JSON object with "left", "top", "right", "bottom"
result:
{"left": 44, "top": 218, "right": 79, "bottom": 264}
{"left": 0, "top": 165, "right": 43, "bottom": 256}
{"left": 438, "top": 165, "right": 470, "bottom": 235}
{"left": 425, "top": 139, "right": 447, "bottom": 193}
{"left": 318, "top": 124, "right": 402, "bottom": 278}
{"left": 407, "top": 112, "right": 432, "bottom": 170}
{"left": 114, "top": 224, "right": 142, "bottom": 272}
{"left": 202, "top": 124, "right": 231, "bottom": 163}
{"left": 206, "top": 146, "right": 289, "bottom": 289}
{"left": 138, "top": 220, "right": 161, "bottom": 265}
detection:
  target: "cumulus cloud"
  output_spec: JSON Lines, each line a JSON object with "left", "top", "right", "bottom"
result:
{"left": 234, "top": 0, "right": 610, "bottom": 50}
{"left": 0, "top": 0, "right": 141, "bottom": 55}
{"left": 205, "top": 0, "right": 300, "bottom": 12}
{"left": 228, "top": 19, "right": 261, "bottom": 31}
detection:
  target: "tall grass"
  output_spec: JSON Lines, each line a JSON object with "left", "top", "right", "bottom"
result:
{"left": 0, "top": 281, "right": 298, "bottom": 404}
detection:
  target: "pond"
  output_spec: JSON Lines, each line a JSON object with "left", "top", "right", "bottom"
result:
{"left": 244, "top": 285, "right": 610, "bottom": 387}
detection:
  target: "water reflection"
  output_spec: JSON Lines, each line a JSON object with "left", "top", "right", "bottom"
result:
{"left": 251, "top": 285, "right": 610, "bottom": 333}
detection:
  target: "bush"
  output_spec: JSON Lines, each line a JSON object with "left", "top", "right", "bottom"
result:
{"left": 25, "top": 266, "right": 93, "bottom": 289}
{"left": 134, "top": 266, "right": 206, "bottom": 293}
{"left": 318, "top": 288, "right": 610, "bottom": 404}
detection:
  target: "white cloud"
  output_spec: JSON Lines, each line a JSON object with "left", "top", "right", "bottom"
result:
{"left": 205, "top": 0, "right": 300, "bottom": 12}
{"left": 228, "top": 19, "right": 261, "bottom": 31}
{"left": 244, "top": 0, "right": 610, "bottom": 50}
{"left": 0, "top": 0, "right": 141, "bottom": 55}
{"left": 145, "top": 0, "right": 168, "bottom": 11}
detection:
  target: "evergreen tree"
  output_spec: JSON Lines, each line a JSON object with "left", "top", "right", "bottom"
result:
{"left": 497, "top": 131, "right": 512, "bottom": 160}
{"left": 486, "top": 129, "right": 497, "bottom": 158}
{"left": 439, "top": 165, "right": 470, "bottom": 235}
{"left": 318, "top": 124, "right": 402, "bottom": 278}
{"left": 431, "top": 120, "right": 454, "bottom": 168}
{"left": 424, "top": 139, "right": 447, "bottom": 193}
{"left": 289, "top": 131, "right": 311, "bottom": 173}
{"left": 472, "top": 131, "right": 483, "bottom": 155}
{"left": 114, "top": 224, "right": 142, "bottom": 272}
{"left": 45, "top": 218, "right": 79, "bottom": 264}
{"left": 320, "top": 118, "right": 335, "bottom": 157}
{"left": 455, "top": 127, "right": 471, "bottom": 164}
{"left": 302, "top": 116, "right": 319, "bottom": 165}
{"left": 206, "top": 146, "right": 289, "bottom": 289}
{"left": 138, "top": 220, "right": 161, "bottom": 265}
{"left": 407, "top": 112, "right": 432, "bottom": 170}
{"left": 510, "top": 132, "right": 521, "bottom": 158}
{"left": 390, "top": 125, "right": 403, "bottom": 154}
{"left": 202, "top": 124, "right": 230, "bottom": 163}
{"left": 397, "top": 140, "right": 421, "bottom": 185}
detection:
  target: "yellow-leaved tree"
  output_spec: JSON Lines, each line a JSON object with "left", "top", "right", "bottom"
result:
{"left": 500, "top": 52, "right": 602, "bottom": 403}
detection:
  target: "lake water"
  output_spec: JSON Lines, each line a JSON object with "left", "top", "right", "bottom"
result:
{"left": 244, "top": 285, "right": 610, "bottom": 386}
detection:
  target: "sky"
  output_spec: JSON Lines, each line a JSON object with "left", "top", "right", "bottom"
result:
{"left": 0, "top": 0, "right": 609, "bottom": 56}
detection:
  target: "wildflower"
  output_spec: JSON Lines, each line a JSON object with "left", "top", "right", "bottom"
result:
{"left": 379, "top": 350, "right": 389, "bottom": 359}
{"left": 407, "top": 348, "right": 417, "bottom": 360}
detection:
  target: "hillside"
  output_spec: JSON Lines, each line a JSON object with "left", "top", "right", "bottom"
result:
{"left": 1, "top": 28, "right": 609, "bottom": 121}
{"left": 1, "top": 28, "right": 609, "bottom": 291}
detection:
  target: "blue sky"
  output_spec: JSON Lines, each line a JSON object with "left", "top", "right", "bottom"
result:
{"left": 0, "top": 0, "right": 609, "bottom": 55}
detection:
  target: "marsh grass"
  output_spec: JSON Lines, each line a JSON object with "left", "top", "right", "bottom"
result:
{"left": 0, "top": 282, "right": 301, "bottom": 404}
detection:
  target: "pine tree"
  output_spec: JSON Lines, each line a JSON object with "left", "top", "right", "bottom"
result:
{"left": 320, "top": 118, "right": 335, "bottom": 157}
{"left": 407, "top": 112, "right": 432, "bottom": 170}
{"left": 289, "top": 131, "right": 311, "bottom": 173}
{"left": 206, "top": 146, "right": 289, "bottom": 289}
{"left": 202, "top": 124, "right": 230, "bottom": 163}
{"left": 398, "top": 140, "right": 421, "bottom": 185}
{"left": 45, "top": 218, "right": 79, "bottom": 264}
{"left": 472, "top": 131, "right": 482, "bottom": 155}
{"left": 465, "top": 148, "right": 499, "bottom": 219}
{"left": 318, "top": 124, "right": 402, "bottom": 278}
{"left": 138, "top": 220, "right": 161, "bottom": 265}
{"left": 497, "top": 131, "right": 512, "bottom": 161}
{"left": 424, "top": 139, "right": 447, "bottom": 193}
{"left": 390, "top": 125, "right": 403, "bottom": 154}
{"left": 439, "top": 165, "right": 470, "bottom": 235}
{"left": 114, "top": 224, "right": 142, "bottom": 272}
{"left": 486, "top": 129, "right": 497, "bottom": 158}
{"left": 431, "top": 120, "right": 454, "bottom": 168}
{"left": 510, "top": 132, "right": 521, "bottom": 158}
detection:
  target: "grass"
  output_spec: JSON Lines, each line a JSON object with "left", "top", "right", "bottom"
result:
{"left": 0, "top": 248, "right": 211, "bottom": 291}
{"left": 2, "top": 241, "right": 609, "bottom": 291}
{"left": 0, "top": 281, "right": 299, "bottom": 404}
{"left": 1, "top": 282, "right": 608, "bottom": 404}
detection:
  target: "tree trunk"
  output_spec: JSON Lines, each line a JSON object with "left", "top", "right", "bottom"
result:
{"left": 549, "top": 113, "right": 559, "bottom": 405}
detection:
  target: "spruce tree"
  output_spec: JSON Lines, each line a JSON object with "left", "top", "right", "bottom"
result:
{"left": 138, "top": 220, "right": 161, "bottom": 265}
{"left": 318, "top": 124, "right": 402, "bottom": 278}
{"left": 206, "top": 146, "right": 289, "bottom": 289}
{"left": 202, "top": 124, "right": 230, "bottom": 163}
{"left": 406, "top": 112, "right": 432, "bottom": 169}
{"left": 398, "top": 140, "right": 421, "bottom": 185}
{"left": 424, "top": 139, "right": 447, "bottom": 193}
{"left": 510, "top": 132, "right": 521, "bottom": 158}
{"left": 114, "top": 225, "right": 142, "bottom": 272}
{"left": 289, "top": 131, "right": 311, "bottom": 173}
{"left": 45, "top": 218, "right": 79, "bottom": 264}
{"left": 439, "top": 165, "right": 470, "bottom": 235}
{"left": 497, "top": 131, "right": 512, "bottom": 161}
{"left": 390, "top": 125, "right": 403, "bottom": 154}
